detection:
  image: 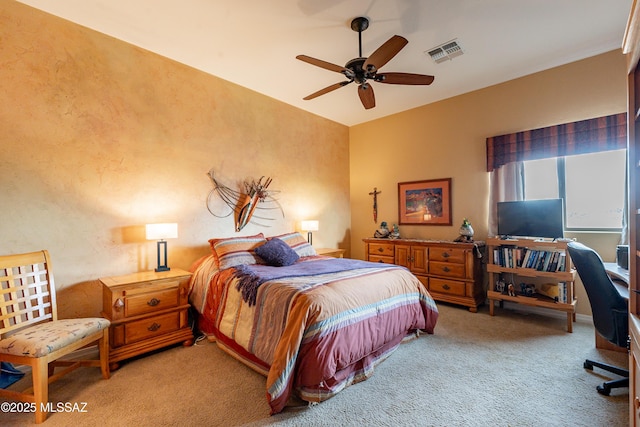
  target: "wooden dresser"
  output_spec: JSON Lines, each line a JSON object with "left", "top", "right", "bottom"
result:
{"left": 363, "top": 238, "right": 485, "bottom": 312}
{"left": 100, "top": 268, "right": 194, "bottom": 369}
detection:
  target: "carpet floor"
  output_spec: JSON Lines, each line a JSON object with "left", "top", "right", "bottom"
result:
{"left": 1, "top": 303, "right": 629, "bottom": 426}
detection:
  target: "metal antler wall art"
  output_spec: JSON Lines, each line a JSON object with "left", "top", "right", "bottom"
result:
{"left": 207, "top": 169, "right": 284, "bottom": 232}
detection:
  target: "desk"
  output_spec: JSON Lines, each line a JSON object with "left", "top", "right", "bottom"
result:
{"left": 597, "top": 263, "right": 629, "bottom": 353}
{"left": 604, "top": 262, "right": 630, "bottom": 285}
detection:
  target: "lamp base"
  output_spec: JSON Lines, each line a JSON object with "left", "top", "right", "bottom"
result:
{"left": 155, "top": 240, "right": 171, "bottom": 272}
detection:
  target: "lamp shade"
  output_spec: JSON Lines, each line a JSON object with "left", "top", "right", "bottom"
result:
{"left": 145, "top": 223, "right": 178, "bottom": 240}
{"left": 301, "top": 220, "right": 319, "bottom": 232}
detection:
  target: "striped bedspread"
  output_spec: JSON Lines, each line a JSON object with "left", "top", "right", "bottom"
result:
{"left": 188, "top": 254, "right": 439, "bottom": 414}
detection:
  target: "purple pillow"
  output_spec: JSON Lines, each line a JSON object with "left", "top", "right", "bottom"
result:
{"left": 255, "top": 237, "right": 300, "bottom": 267}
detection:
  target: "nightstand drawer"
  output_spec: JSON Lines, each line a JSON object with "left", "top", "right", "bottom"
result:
{"left": 124, "top": 311, "right": 180, "bottom": 344}
{"left": 125, "top": 284, "right": 181, "bottom": 317}
{"left": 429, "top": 261, "right": 465, "bottom": 278}
{"left": 429, "top": 277, "right": 466, "bottom": 297}
{"left": 429, "top": 247, "right": 466, "bottom": 263}
{"left": 368, "top": 243, "right": 394, "bottom": 257}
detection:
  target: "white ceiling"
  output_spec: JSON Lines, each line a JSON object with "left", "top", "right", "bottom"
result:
{"left": 17, "top": 0, "right": 633, "bottom": 126}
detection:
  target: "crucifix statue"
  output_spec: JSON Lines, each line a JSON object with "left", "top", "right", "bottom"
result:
{"left": 369, "top": 187, "right": 381, "bottom": 223}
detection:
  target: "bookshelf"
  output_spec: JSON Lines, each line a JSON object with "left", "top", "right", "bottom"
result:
{"left": 486, "top": 237, "right": 577, "bottom": 332}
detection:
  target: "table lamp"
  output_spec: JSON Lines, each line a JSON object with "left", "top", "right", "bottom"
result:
{"left": 301, "top": 220, "right": 319, "bottom": 245}
{"left": 146, "top": 223, "right": 178, "bottom": 272}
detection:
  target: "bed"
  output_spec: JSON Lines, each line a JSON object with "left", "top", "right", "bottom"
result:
{"left": 188, "top": 232, "right": 439, "bottom": 414}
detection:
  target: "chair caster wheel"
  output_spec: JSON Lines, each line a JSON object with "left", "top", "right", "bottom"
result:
{"left": 597, "top": 385, "right": 611, "bottom": 396}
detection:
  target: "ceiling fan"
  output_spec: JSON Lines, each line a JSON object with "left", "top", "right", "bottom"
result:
{"left": 296, "top": 16, "right": 434, "bottom": 110}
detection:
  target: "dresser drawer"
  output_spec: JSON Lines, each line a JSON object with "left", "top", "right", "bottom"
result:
{"left": 429, "top": 277, "right": 466, "bottom": 297}
{"left": 368, "top": 243, "right": 394, "bottom": 257}
{"left": 124, "top": 283, "right": 181, "bottom": 317}
{"left": 368, "top": 255, "right": 395, "bottom": 264}
{"left": 124, "top": 311, "right": 180, "bottom": 344}
{"left": 429, "top": 247, "right": 466, "bottom": 264}
{"left": 429, "top": 261, "right": 465, "bottom": 278}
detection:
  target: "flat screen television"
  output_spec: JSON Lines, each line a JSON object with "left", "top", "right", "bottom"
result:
{"left": 497, "top": 199, "right": 564, "bottom": 239}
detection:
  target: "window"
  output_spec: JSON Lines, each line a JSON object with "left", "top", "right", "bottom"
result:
{"left": 523, "top": 149, "right": 626, "bottom": 231}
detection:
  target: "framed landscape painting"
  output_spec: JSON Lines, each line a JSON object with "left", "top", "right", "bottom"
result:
{"left": 398, "top": 178, "right": 452, "bottom": 225}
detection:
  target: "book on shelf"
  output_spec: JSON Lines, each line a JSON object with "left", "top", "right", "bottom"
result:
{"left": 493, "top": 246, "right": 566, "bottom": 272}
{"left": 537, "top": 282, "right": 569, "bottom": 303}
{"left": 558, "top": 282, "right": 568, "bottom": 303}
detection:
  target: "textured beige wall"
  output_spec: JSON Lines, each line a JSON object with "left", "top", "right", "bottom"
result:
{"left": 0, "top": 2, "right": 349, "bottom": 318}
{"left": 349, "top": 50, "right": 627, "bottom": 315}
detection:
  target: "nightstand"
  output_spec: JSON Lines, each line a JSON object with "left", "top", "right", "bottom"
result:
{"left": 316, "top": 248, "right": 346, "bottom": 258}
{"left": 100, "top": 268, "right": 194, "bottom": 369}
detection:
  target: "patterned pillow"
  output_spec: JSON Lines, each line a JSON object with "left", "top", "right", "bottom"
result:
{"left": 268, "top": 232, "right": 317, "bottom": 258}
{"left": 209, "top": 233, "right": 266, "bottom": 270}
{"left": 255, "top": 237, "right": 300, "bottom": 267}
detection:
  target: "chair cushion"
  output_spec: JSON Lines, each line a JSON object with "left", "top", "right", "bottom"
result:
{"left": 0, "top": 318, "right": 110, "bottom": 358}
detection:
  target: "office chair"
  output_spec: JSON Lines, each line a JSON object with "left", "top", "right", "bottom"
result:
{"left": 567, "top": 241, "right": 629, "bottom": 396}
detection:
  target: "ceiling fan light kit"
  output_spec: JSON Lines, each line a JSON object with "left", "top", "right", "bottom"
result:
{"left": 296, "top": 16, "right": 435, "bottom": 110}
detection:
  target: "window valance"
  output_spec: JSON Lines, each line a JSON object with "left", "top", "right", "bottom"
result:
{"left": 486, "top": 113, "right": 627, "bottom": 172}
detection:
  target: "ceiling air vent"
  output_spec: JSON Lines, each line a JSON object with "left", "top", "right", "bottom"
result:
{"left": 426, "top": 39, "right": 463, "bottom": 64}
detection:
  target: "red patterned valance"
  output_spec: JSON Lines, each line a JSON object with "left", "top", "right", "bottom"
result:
{"left": 486, "top": 113, "right": 627, "bottom": 172}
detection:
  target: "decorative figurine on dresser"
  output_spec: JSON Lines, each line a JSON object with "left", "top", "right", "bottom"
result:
{"left": 372, "top": 221, "right": 401, "bottom": 239}
{"left": 374, "top": 221, "right": 390, "bottom": 238}
{"left": 389, "top": 223, "right": 400, "bottom": 239}
{"left": 363, "top": 236, "right": 485, "bottom": 312}
{"left": 454, "top": 218, "right": 474, "bottom": 242}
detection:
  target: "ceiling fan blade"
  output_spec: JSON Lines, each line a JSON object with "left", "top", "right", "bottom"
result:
{"left": 303, "top": 81, "right": 352, "bottom": 100}
{"left": 296, "top": 55, "right": 354, "bottom": 78}
{"left": 358, "top": 83, "right": 375, "bottom": 110}
{"left": 363, "top": 35, "right": 408, "bottom": 72}
{"left": 376, "top": 72, "right": 435, "bottom": 85}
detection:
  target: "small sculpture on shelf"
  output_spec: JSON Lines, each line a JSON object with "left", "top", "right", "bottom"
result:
{"left": 454, "top": 218, "right": 474, "bottom": 242}
{"left": 520, "top": 283, "right": 536, "bottom": 297}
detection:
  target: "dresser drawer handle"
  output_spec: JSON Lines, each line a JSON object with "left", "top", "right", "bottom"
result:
{"left": 442, "top": 266, "right": 451, "bottom": 272}
{"left": 113, "top": 298, "right": 124, "bottom": 312}
{"left": 377, "top": 247, "right": 384, "bottom": 252}
{"left": 442, "top": 252, "right": 450, "bottom": 258}
{"left": 147, "top": 298, "right": 161, "bottom": 307}
{"left": 148, "top": 322, "right": 161, "bottom": 332}
{"left": 442, "top": 284, "right": 451, "bottom": 290}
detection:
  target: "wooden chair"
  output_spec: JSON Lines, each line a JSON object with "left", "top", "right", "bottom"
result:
{"left": 0, "top": 250, "right": 110, "bottom": 423}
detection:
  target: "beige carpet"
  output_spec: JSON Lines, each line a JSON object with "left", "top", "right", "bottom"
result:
{"left": 2, "top": 303, "right": 629, "bottom": 426}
